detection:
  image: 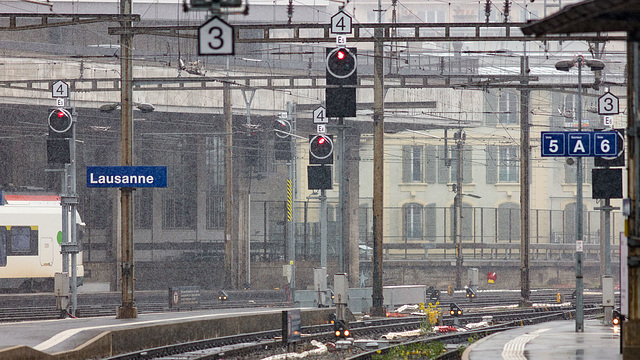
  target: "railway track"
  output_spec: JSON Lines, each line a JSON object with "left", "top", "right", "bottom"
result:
{"left": 0, "top": 300, "right": 292, "bottom": 322}
{"left": 101, "top": 302, "right": 604, "bottom": 360}
{"left": 0, "top": 290, "right": 291, "bottom": 322}
{"left": 0, "top": 288, "right": 607, "bottom": 323}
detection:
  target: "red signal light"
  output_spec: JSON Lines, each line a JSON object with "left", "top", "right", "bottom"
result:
{"left": 57, "top": 111, "right": 65, "bottom": 118}
{"left": 318, "top": 137, "right": 326, "bottom": 145}
{"left": 337, "top": 50, "right": 346, "bottom": 60}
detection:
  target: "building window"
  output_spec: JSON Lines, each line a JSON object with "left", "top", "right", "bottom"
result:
{"left": 563, "top": 202, "right": 587, "bottom": 243}
{"left": 163, "top": 138, "right": 197, "bottom": 230}
{"left": 499, "top": 91, "right": 518, "bottom": 124}
{"left": 498, "top": 203, "right": 520, "bottom": 241}
{"left": 207, "top": 136, "right": 225, "bottom": 230}
{"left": 207, "top": 194, "right": 225, "bottom": 230}
{"left": 438, "top": 145, "right": 472, "bottom": 184}
{"left": 425, "top": 9, "right": 446, "bottom": 22}
{"left": 449, "top": 145, "right": 473, "bottom": 184}
{"left": 564, "top": 157, "right": 594, "bottom": 184}
{"left": 403, "top": 203, "right": 423, "bottom": 239}
{"left": 402, "top": 146, "right": 423, "bottom": 183}
{"left": 359, "top": 205, "right": 373, "bottom": 247}
{"left": 134, "top": 188, "right": 153, "bottom": 229}
{"left": 498, "top": 146, "right": 519, "bottom": 183}
{"left": 134, "top": 139, "right": 153, "bottom": 229}
{"left": 450, "top": 202, "right": 473, "bottom": 242}
{"left": 564, "top": 94, "right": 576, "bottom": 121}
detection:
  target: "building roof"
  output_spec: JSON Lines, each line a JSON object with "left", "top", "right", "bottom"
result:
{"left": 521, "top": 0, "right": 640, "bottom": 36}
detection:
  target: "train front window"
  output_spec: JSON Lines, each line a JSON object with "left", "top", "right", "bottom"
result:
{"left": 7, "top": 226, "right": 38, "bottom": 256}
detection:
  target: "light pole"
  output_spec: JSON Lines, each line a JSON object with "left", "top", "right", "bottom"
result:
{"left": 99, "top": 101, "right": 154, "bottom": 318}
{"left": 555, "top": 55, "right": 605, "bottom": 333}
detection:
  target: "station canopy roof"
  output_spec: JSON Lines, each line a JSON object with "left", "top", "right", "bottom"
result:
{"left": 521, "top": 0, "right": 640, "bottom": 36}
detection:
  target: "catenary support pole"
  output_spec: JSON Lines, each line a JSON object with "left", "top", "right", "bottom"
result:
{"left": 520, "top": 55, "right": 532, "bottom": 307}
{"left": 223, "top": 81, "right": 235, "bottom": 290}
{"left": 575, "top": 56, "right": 584, "bottom": 333}
{"left": 117, "top": 0, "right": 137, "bottom": 319}
{"left": 371, "top": 24, "right": 385, "bottom": 317}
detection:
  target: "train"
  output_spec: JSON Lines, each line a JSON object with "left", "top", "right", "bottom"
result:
{"left": 0, "top": 191, "right": 83, "bottom": 292}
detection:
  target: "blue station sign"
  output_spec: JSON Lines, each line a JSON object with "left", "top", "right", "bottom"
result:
{"left": 87, "top": 166, "right": 167, "bottom": 188}
{"left": 541, "top": 131, "right": 618, "bottom": 157}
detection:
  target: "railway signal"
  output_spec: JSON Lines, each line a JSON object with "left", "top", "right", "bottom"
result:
{"left": 325, "top": 47, "right": 357, "bottom": 118}
{"left": 612, "top": 309, "right": 624, "bottom": 326}
{"left": 449, "top": 303, "right": 463, "bottom": 316}
{"left": 466, "top": 287, "right": 476, "bottom": 300}
{"left": 333, "top": 319, "right": 350, "bottom": 338}
{"left": 426, "top": 286, "right": 441, "bottom": 304}
{"left": 274, "top": 118, "right": 292, "bottom": 161}
{"left": 47, "top": 108, "right": 73, "bottom": 164}
{"left": 309, "top": 134, "right": 334, "bottom": 165}
{"left": 218, "top": 290, "right": 228, "bottom": 302}
{"left": 308, "top": 134, "right": 333, "bottom": 190}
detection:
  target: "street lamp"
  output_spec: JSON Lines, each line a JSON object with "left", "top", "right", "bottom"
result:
{"left": 99, "top": 102, "right": 155, "bottom": 113}
{"left": 555, "top": 55, "right": 605, "bottom": 333}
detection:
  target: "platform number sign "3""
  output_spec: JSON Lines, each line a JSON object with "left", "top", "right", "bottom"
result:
{"left": 198, "top": 17, "right": 234, "bottom": 56}
{"left": 598, "top": 92, "right": 619, "bottom": 115}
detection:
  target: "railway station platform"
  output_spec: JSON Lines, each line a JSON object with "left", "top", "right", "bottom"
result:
{"left": 463, "top": 319, "right": 622, "bottom": 360}
{"left": 0, "top": 307, "right": 333, "bottom": 360}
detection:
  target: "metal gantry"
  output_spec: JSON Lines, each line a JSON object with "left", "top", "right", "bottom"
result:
{"left": 0, "top": 12, "right": 628, "bottom": 323}
{"left": 106, "top": 21, "right": 627, "bottom": 43}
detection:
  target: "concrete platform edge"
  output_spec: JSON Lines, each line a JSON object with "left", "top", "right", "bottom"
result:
{"left": 0, "top": 308, "right": 335, "bottom": 360}
{"left": 460, "top": 330, "right": 503, "bottom": 360}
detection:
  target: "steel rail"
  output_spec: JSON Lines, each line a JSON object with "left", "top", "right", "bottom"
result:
{"left": 101, "top": 305, "right": 603, "bottom": 360}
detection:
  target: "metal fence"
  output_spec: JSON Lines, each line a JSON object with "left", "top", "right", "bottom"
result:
{"left": 249, "top": 201, "right": 624, "bottom": 263}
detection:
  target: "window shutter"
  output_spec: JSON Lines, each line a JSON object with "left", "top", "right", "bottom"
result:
{"left": 402, "top": 146, "right": 411, "bottom": 183}
{"left": 402, "top": 205, "right": 408, "bottom": 240}
{"left": 425, "top": 145, "right": 437, "bottom": 184}
{"left": 550, "top": 91, "right": 564, "bottom": 130}
{"left": 484, "top": 90, "right": 499, "bottom": 127}
{"left": 425, "top": 203, "right": 437, "bottom": 241}
{"left": 565, "top": 162, "right": 576, "bottom": 183}
{"left": 463, "top": 145, "right": 473, "bottom": 183}
{"left": 510, "top": 92, "right": 519, "bottom": 125}
{"left": 438, "top": 145, "right": 450, "bottom": 184}
{"left": 486, "top": 145, "right": 498, "bottom": 184}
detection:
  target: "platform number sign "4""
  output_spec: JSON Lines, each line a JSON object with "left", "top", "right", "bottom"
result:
{"left": 52, "top": 80, "right": 69, "bottom": 98}
{"left": 313, "top": 106, "right": 327, "bottom": 124}
{"left": 331, "top": 11, "right": 352, "bottom": 35}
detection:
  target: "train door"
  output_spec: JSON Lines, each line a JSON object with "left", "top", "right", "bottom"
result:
{"left": 0, "top": 227, "right": 6, "bottom": 267}
{"left": 39, "top": 237, "right": 54, "bottom": 266}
